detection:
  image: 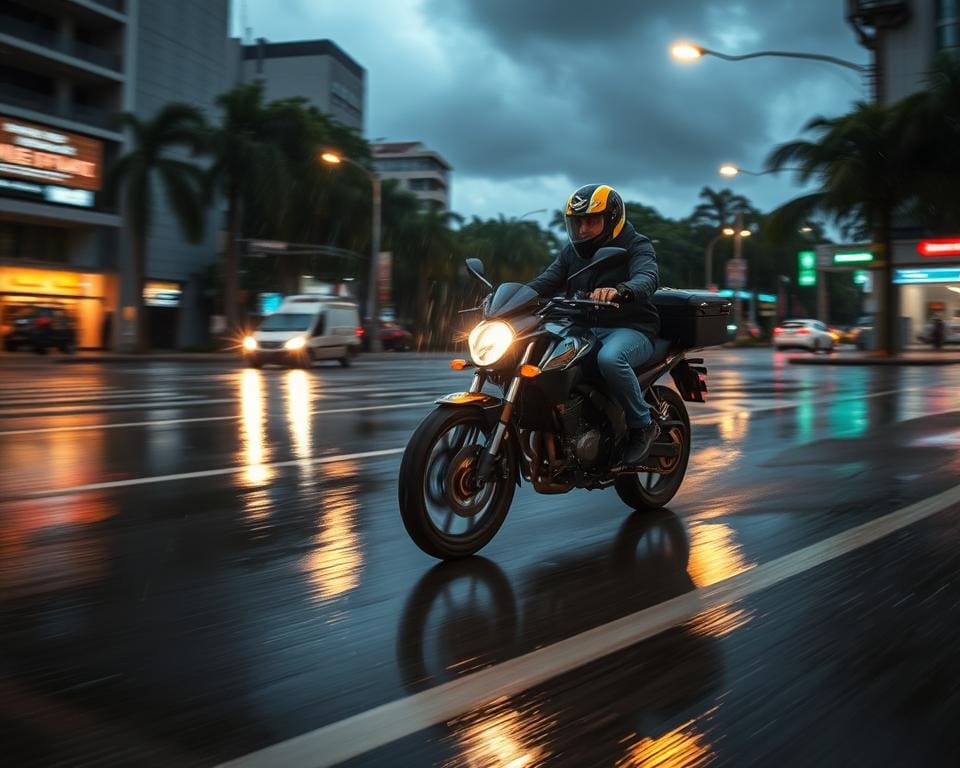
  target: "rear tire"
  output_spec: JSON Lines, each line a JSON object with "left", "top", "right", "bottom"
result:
{"left": 339, "top": 347, "right": 354, "bottom": 367}
{"left": 399, "top": 406, "right": 517, "bottom": 559}
{"left": 615, "top": 385, "right": 691, "bottom": 512}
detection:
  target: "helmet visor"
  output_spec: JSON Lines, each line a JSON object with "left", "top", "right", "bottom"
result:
{"left": 565, "top": 213, "right": 605, "bottom": 244}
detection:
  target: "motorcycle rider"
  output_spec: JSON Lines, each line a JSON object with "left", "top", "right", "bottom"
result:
{"left": 527, "top": 183, "right": 661, "bottom": 465}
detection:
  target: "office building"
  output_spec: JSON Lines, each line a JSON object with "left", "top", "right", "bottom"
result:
{"left": 240, "top": 37, "right": 364, "bottom": 132}
{"left": 846, "top": 0, "right": 960, "bottom": 338}
{"left": 0, "top": 0, "right": 232, "bottom": 351}
{"left": 372, "top": 142, "right": 451, "bottom": 212}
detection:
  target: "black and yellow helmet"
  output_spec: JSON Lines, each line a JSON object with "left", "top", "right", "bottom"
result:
{"left": 564, "top": 183, "right": 625, "bottom": 260}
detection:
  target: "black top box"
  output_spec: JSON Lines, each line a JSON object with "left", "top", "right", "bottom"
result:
{"left": 652, "top": 289, "right": 732, "bottom": 348}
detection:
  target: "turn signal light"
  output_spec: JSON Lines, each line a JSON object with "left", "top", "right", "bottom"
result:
{"left": 450, "top": 358, "right": 468, "bottom": 370}
{"left": 519, "top": 364, "right": 542, "bottom": 378}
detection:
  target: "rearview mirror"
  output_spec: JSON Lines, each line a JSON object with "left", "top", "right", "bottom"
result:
{"left": 465, "top": 258, "right": 493, "bottom": 289}
{"left": 566, "top": 246, "right": 627, "bottom": 284}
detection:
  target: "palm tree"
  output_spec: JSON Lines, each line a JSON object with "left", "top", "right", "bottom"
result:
{"left": 765, "top": 101, "right": 913, "bottom": 355}
{"left": 110, "top": 104, "right": 206, "bottom": 352}
{"left": 690, "top": 186, "right": 754, "bottom": 229}
{"left": 205, "top": 83, "right": 290, "bottom": 330}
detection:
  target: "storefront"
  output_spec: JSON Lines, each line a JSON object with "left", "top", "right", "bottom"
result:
{"left": 0, "top": 265, "right": 116, "bottom": 349}
{"left": 893, "top": 238, "right": 960, "bottom": 341}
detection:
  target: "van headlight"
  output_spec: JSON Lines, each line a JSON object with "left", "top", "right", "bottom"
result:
{"left": 284, "top": 336, "right": 307, "bottom": 351}
{"left": 468, "top": 321, "right": 514, "bottom": 366}
{"left": 242, "top": 336, "right": 257, "bottom": 351}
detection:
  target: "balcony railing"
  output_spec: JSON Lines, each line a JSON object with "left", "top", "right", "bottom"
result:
{"left": 80, "top": 0, "right": 126, "bottom": 13}
{"left": 0, "top": 12, "right": 122, "bottom": 73}
{"left": 0, "top": 83, "right": 119, "bottom": 132}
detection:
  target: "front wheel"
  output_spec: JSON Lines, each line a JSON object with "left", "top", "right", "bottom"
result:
{"left": 399, "top": 407, "right": 517, "bottom": 559}
{"left": 615, "top": 385, "right": 691, "bottom": 512}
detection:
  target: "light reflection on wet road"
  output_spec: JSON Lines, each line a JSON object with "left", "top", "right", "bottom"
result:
{"left": 1, "top": 349, "right": 960, "bottom": 767}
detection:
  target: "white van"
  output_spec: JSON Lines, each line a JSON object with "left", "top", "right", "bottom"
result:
{"left": 242, "top": 296, "right": 362, "bottom": 368}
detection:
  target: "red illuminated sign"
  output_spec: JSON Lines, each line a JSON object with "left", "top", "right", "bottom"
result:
{"left": 918, "top": 239, "right": 960, "bottom": 257}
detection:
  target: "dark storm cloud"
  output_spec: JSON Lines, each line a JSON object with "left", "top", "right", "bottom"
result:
{"left": 422, "top": 0, "right": 867, "bottom": 188}
{"left": 244, "top": 0, "right": 869, "bottom": 218}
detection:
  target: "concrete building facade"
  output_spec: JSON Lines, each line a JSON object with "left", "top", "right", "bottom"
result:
{"left": 240, "top": 38, "right": 364, "bottom": 132}
{"left": 372, "top": 141, "right": 452, "bottom": 212}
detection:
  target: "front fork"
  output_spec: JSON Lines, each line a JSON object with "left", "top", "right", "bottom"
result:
{"left": 475, "top": 344, "right": 533, "bottom": 484}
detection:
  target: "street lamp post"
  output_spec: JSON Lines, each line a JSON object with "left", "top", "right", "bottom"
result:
{"left": 321, "top": 151, "right": 383, "bottom": 352}
{"left": 719, "top": 164, "right": 804, "bottom": 178}
{"left": 705, "top": 227, "right": 735, "bottom": 288}
{"left": 670, "top": 42, "right": 868, "bottom": 75}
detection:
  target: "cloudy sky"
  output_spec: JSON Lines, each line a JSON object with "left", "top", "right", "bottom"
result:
{"left": 236, "top": 0, "right": 869, "bottom": 227}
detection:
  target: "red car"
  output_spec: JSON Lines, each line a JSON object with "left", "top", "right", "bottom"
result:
{"left": 381, "top": 322, "right": 414, "bottom": 351}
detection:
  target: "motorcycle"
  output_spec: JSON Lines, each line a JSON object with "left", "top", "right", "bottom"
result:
{"left": 398, "top": 247, "right": 731, "bottom": 559}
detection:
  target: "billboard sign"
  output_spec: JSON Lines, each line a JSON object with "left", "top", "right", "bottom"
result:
{"left": 726, "top": 257, "right": 747, "bottom": 289}
{"left": 0, "top": 116, "right": 103, "bottom": 207}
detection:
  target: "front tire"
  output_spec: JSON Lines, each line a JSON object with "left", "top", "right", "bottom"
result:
{"left": 615, "top": 385, "right": 691, "bottom": 512}
{"left": 399, "top": 406, "right": 517, "bottom": 559}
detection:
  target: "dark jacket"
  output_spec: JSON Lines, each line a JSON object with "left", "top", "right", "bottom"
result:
{"left": 527, "top": 222, "right": 660, "bottom": 338}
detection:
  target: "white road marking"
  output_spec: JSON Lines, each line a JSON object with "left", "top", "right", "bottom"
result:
{"left": 0, "top": 397, "right": 240, "bottom": 416}
{"left": 0, "top": 400, "right": 440, "bottom": 436}
{"left": 1, "top": 447, "right": 406, "bottom": 500}
{"left": 217, "top": 481, "right": 960, "bottom": 768}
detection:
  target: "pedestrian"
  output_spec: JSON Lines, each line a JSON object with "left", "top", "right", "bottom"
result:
{"left": 101, "top": 310, "right": 114, "bottom": 350}
{"left": 931, "top": 315, "right": 945, "bottom": 350}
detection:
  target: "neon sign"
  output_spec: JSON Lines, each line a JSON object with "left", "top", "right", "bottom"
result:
{"left": 918, "top": 239, "right": 960, "bottom": 257}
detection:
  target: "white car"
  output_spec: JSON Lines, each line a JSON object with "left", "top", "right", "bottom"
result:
{"left": 773, "top": 319, "right": 835, "bottom": 353}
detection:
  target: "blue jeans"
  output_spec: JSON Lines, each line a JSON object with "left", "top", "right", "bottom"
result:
{"left": 593, "top": 327, "right": 654, "bottom": 428}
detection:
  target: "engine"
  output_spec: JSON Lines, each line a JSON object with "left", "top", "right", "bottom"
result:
{"left": 557, "top": 394, "right": 609, "bottom": 469}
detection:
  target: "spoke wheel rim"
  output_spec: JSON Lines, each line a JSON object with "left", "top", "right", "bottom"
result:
{"left": 423, "top": 418, "right": 498, "bottom": 539}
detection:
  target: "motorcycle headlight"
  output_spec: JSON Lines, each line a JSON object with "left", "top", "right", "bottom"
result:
{"left": 468, "top": 320, "right": 514, "bottom": 366}
{"left": 284, "top": 336, "right": 307, "bottom": 351}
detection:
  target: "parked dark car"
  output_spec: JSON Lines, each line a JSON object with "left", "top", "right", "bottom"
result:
{"left": 3, "top": 306, "right": 78, "bottom": 354}
{"left": 381, "top": 322, "right": 414, "bottom": 351}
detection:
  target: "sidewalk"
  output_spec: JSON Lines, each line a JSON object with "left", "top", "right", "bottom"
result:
{"left": 788, "top": 348, "right": 960, "bottom": 366}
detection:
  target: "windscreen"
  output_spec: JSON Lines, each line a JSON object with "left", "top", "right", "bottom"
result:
{"left": 259, "top": 313, "right": 314, "bottom": 332}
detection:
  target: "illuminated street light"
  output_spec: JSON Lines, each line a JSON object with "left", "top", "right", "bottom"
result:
{"left": 719, "top": 164, "right": 802, "bottom": 178}
{"left": 669, "top": 41, "right": 867, "bottom": 73}
{"left": 670, "top": 42, "right": 703, "bottom": 61}
{"left": 321, "top": 150, "right": 382, "bottom": 352}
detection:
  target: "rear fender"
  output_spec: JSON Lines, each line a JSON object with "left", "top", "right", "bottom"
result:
{"left": 669, "top": 358, "right": 708, "bottom": 403}
{"left": 434, "top": 393, "right": 522, "bottom": 486}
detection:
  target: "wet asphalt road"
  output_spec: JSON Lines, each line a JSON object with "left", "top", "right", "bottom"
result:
{"left": 2, "top": 349, "right": 960, "bottom": 767}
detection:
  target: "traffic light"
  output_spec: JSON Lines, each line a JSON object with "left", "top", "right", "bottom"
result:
{"left": 797, "top": 250, "right": 816, "bottom": 286}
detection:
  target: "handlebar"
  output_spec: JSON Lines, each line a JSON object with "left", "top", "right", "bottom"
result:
{"left": 542, "top": 296, "right": 621, "bottom": 312}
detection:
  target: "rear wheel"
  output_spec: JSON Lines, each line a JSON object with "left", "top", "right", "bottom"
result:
{"left": 339, "top": 346, "right": 354, "bottom": 367}
{"left": 615, "top": 385, "right": 691, "bottom": 511}
{"left": 399, "top": 407, "right": 517, "bottom": 559}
